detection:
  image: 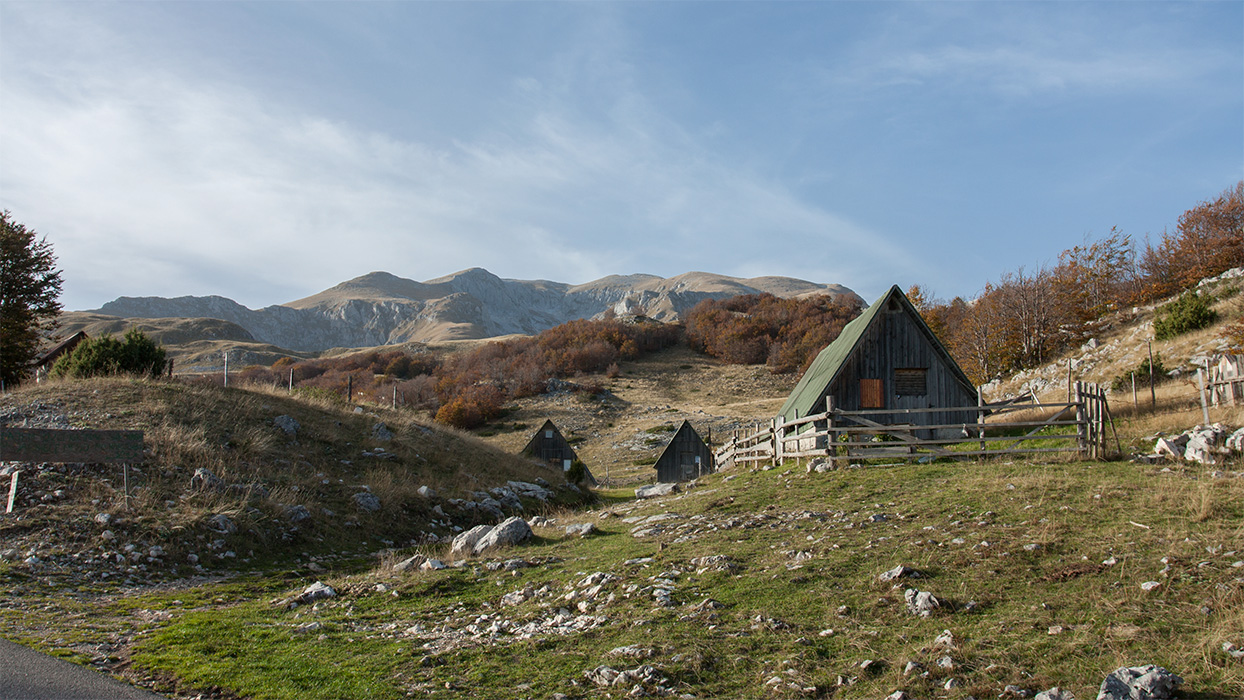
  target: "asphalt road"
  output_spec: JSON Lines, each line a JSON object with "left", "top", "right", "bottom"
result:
{"left": 0, "top": 638, "right": 167, "bottom": 700}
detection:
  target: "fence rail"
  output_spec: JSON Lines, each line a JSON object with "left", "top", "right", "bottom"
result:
{"left": 714, "top": 382, "right": 1113, "bottom": 469}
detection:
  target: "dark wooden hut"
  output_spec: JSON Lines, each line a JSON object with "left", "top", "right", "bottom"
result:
{"left": 520, "top": 419, "right": 597, "bottom": 485}
{"left": 521, "top": 419, "right": 578, "bottom": 470}
{"left": 776, "top": 285, "right": 978, "bottom": 440}
{"left": 653, "top": 420, "right": 714, "bottom": 482}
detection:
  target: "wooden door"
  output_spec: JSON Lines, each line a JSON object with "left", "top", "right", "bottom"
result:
{"left": 861, "top": 379, "right": 884, "bottom": 409}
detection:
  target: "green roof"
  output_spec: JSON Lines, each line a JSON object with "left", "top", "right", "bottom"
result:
{"left": 775, "top": 285, "right": 974, "bottom": 422}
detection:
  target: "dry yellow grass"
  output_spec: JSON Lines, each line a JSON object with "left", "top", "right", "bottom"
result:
{"left": 474, "top": 344, "right": 798, "bottom": 486}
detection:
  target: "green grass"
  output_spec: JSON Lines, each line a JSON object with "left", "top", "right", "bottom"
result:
{"left": 49, "top": 459, "right": 1230, "bottom": 699}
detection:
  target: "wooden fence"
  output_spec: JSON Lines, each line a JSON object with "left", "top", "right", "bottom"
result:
{"left": 715, "top": 382, "right": 1114, "bottom": 469}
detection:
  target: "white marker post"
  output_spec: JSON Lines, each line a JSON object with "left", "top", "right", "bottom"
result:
{"left": 6, "top": 471, "right": 18, "bottom": 513}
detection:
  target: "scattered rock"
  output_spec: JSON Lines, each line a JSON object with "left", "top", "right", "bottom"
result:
{"left": 1036, "top": 687, "right": 1076, "bottom": 700}
{"left": 284, "top": 505, "right": 312, "bottom": 523}
{"left": 417, "top": 485, "right": 437, "bottom": 499}
{"left": 904, "top": 588, "right": 941, "bottom": 617}
{"left": 371, "top": 422, "right": 393, "bottom": 442}
{"left": 1140, "top": 581, "right": 1162, "bottom": 592}
{"left": 450, "top": 525, "right": 493, "bottom": 558}
{"left": 352, "top": 491, "right": 382, "bottom": 512}
{"left": 190, "top": 468, "right": 224, "bottom": 492}
{"left": 564, "top": 523, "right": 596, "bottom": 538}
{"left": 1097, "top": 665, "right": 1182, "bottom": 700}
{"left": 393, "top": 554, "right": 426, "bottom": 572}
{"left": 879, "top": 564, "right": 920, "bottom": 583}
{"left": 207, "top": 513, "right": 236, "bottom": 534}
{"left": 507, "top": 480, "right": 553, "bottom": 501}
{"left": 690, "top": 555, "right": 736, "bottom": 573}
{"left": 500, "top": 586, "right": 535, "bottom": 606}
{"left": 273, "top": 415, "right": 300, "bottom": 436}
{"left": 635, "top": 483, "right": 679, "bottom": 499}
{"left": 583, "top": 664, "right": 666, "bottom": 689}
{"left": 473, "top": 516, "right": 533, "bottom": 555}
{"left": 933, "top": 629, "right": 956, "bottom": 650}
{"left": 608, "top": 645, "right": 654, "bottom": 659}
{"left": 293, "top": 581, "right": 336, "bottom": 606}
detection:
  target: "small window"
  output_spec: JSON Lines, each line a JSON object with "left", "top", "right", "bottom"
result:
{"left": 545, "top": 430, "right": 553, "bottom": 439}
{"left": 563, "top": 459, "right": 572, "bottom": 471}
{"left": 861, "top": 379, "right": 884, "bottom": 408}
{"left": 895, "top": 368, "right": 928, "bottom": 396}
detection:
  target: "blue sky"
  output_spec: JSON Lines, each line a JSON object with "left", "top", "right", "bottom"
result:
{"left": 1, "top": 1, "right": 1240, "bottom": 312}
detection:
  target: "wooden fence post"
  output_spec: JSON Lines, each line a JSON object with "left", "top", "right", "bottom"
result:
{"left": 1075, "top": 382, "right": 1088, "bottom": 457}
{"left": 1091, "top": 383, "right": 1101, "bottom": 459}
{"left": 977, "top": 387, "right": 986, "bottom": 460}
{"left": 825, "top": 397, "right": 835, "bottom": 470}
{"left": 1197, "top": 368, "right": 1210, "bottom": 425}
{"left": 774, "top": 416, "right": 784, "bottom": 466}
{"left": 1148, "top": 341, "right": 1156, "bottom": 408}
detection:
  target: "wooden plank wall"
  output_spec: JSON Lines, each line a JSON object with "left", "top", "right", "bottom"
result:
{"left": 823, "top": 301, "right": 976, "bottom": 434}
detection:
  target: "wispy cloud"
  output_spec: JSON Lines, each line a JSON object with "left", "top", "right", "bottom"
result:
{"left": 821, "top": 5, "right": 1226, "bottom": 101}
{"left": 0, "top": 4, "right": 913, "bottom": 309}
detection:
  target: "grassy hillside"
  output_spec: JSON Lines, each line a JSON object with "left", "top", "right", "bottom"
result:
{"left": 3, "top": 455, "right": 1240, "bottom": 699}
{"left": 0, "top": 378, "right": 589, "bottom": 583}
{"left": 4, "top": 292, "right": 1244, "bottom": 700}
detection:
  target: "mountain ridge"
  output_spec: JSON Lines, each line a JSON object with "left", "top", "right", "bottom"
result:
{"left": 89, "top": 268, "right": 861, "bottom": 352}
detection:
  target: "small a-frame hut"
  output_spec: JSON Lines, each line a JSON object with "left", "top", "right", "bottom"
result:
{"left": 653, "top": 420, "right": 714, "bottom": 482}
{"left": 777, "top": 285, "right": 978, "bottom": 441}
{"left": 520, "top": 419, "right": 597, "bottom": 484}
{"left": 521, "top": 419, "right": 578, "bottom": 471}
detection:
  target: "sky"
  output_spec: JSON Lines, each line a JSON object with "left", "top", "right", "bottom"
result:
{"left": 1, "top": 1, "right": 1240, "bottom": 312}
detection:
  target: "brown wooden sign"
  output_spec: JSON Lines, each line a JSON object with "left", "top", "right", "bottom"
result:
{"left": 0, "top": 428, "right": 145, "bottom": 464}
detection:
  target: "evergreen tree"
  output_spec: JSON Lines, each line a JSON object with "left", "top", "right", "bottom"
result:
{"left": 0, "top": 212, "right": 63, "bottom": 387}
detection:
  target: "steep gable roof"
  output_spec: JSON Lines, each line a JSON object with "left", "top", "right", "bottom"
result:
{"left": 521, "top": 419, "right": 573, "bottom": 457}
{"left": 776, "top": 285, "right": 975, "bottom": 422}
{"left": 653, "top": 420, "right": 706, "bottom": 468}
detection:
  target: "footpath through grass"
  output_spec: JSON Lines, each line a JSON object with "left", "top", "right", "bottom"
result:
{"left": 8, "top": 456, "right": 1243, "bottom": 699}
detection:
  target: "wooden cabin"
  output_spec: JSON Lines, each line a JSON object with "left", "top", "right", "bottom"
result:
{"left": 776, "top": 285, "right": 978, "bottom": 444}
{"left": 520, "top": 419, "right": 597, "bottom": 484}
{"left": 653, "top": 420, "right": 714, "bottom": 482}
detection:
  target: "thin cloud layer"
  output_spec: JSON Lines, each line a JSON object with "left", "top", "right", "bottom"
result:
{"left": 0, "top": 2, "right": 1238, "bottom": 311}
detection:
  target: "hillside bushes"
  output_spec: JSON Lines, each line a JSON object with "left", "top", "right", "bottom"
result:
{"left": 1153, "top": 292, "right": 1218, "bottom": 340}
{"left": 237, "top": 318, "right": 680, "bottom": 430}
{"left": 685, "top": 293, "right": 862, "bottom": 373}
{"left": 51, "top": 329, "right": 167, "bottom": 378}
{"left": 430, "top": 318, "right": 680, "bottom": 427}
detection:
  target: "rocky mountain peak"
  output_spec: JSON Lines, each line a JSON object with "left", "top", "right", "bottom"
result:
{"left": 85, "top": 269, "right": 861, "bottom": 352}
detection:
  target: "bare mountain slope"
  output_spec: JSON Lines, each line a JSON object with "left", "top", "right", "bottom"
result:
{"left": 89, "top": 268, "right": 861, "bottom": 352}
